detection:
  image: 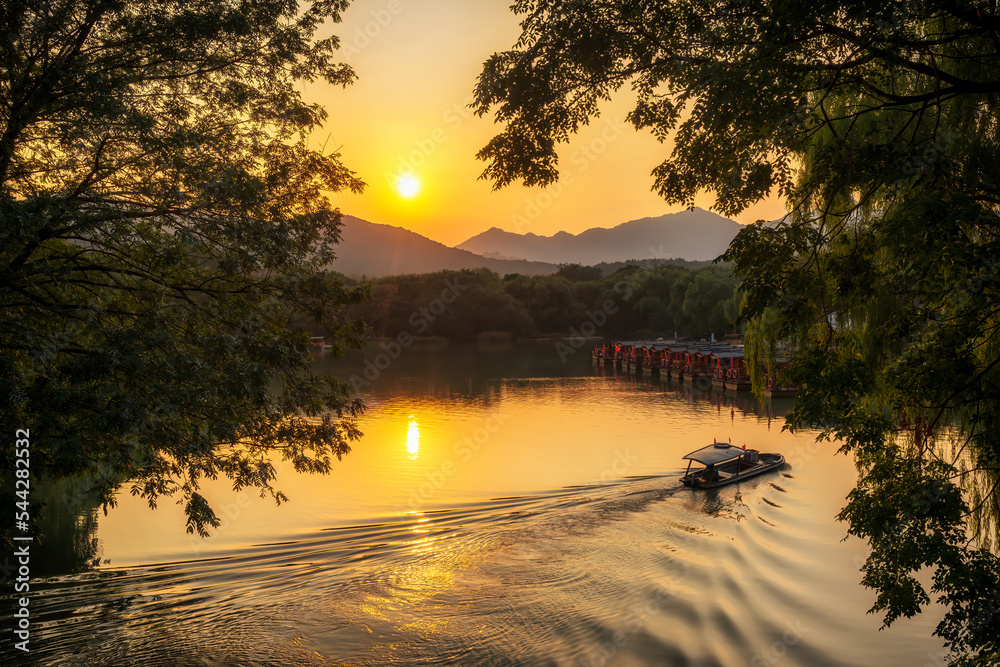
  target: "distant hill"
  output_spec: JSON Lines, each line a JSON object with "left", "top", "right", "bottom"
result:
{"left": 456, "top": 209, "right": 742, "bottom": 264}
{"left": 329, "top": 216, "right": 558, "bottom": 278}
{"left": 593, "top": 257, "right": 722, "bottom": 276}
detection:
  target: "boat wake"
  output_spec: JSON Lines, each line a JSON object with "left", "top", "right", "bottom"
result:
{"left": 6, "top": 472, "right": 942, "bottom": 666}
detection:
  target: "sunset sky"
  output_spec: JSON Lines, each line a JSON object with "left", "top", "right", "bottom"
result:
{"left": 314, "top": 0, "right": 786, "bottom": 247}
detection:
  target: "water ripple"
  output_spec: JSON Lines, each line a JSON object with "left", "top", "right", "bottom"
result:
{"left": 5, "top": 472, "right": 944, "bottom": 666}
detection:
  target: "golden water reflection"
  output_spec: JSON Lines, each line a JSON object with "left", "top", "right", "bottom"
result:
{"left": 406, "top": 415, "right": 420, "bottom": 459}
{"left": 96, "top": 371, "right": 806, "bottom": 566}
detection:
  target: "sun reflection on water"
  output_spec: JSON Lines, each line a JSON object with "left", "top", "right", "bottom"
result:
{"left": 406, "top": 416, "right": 420, "bottom": 459}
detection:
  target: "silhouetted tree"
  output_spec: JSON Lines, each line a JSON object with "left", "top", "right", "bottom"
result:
{"left": 1, "top": 0, "right": 366, "bottom": 538}
{"left": 474, "top": 1, "right": 1000, "bottom": 661}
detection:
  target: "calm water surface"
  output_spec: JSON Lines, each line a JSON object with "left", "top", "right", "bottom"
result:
{"left": 7, "top": 342, "right": 946, "bottom": 666}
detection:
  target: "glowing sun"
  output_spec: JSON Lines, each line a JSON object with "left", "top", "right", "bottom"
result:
{"left": 394, "top": 173, "right": 421, "bottom": 199}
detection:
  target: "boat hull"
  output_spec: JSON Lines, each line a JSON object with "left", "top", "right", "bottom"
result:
{"left": 681, "top": 454, "right": 785, "bottom": 489}
{"left": 764, "top": 388, "right": 797, "bottom": 398}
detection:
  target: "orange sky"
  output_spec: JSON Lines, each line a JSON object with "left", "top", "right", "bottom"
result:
{"left": 312, "top": 0, "right": 785, "bottom": 247}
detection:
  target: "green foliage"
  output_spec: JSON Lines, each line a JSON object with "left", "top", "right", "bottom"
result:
{"left": 477, "top": 0, "right": 1000, "bottom": 661}
{"left": 555, "top": 263, "right": 603, "bottom": 282}
{"left": 1, "top": 0, "right": 366, "bottom": 538}
{"left": 593, "top": 257, "right": 719, "bottom": 273}
{"left": 351, "top": 263, "right": 738, "bottom": 341}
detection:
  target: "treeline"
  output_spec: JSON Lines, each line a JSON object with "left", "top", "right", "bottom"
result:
{"left": 590, "top": 257, "right": 717, "bottom": 274}
{"left": 346, "top": 263, "right": 740, "bottom": 342}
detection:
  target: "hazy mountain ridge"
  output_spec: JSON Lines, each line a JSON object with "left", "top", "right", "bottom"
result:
{"left": 329, "top": 216, "right": 559, "bottom": 278}
{"left": 329, "top": 209, "right": 742, "bottom": 279}
{"left": 456, "top": 209, "right": 742, "bottom": 264}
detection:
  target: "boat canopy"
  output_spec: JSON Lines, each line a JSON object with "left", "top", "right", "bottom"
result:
{"left": 612, "top": 339, "right": 684, "bottom": 351}
{"left": 682, "top": 443, "right": 744, "bottom": 465}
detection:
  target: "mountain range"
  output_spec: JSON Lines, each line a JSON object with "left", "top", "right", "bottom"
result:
{"left": 456, "top": 209, "right": 741, "bottom": 265}
{"left": 328, "top": 209, "right": 742, "bottom": 278}
{"left": 328, "top": 216, "right": 558, "bottom": 278}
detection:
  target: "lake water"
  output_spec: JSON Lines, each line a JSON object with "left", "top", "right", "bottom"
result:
{"left": 7, "top": 342, "right": 947, "bottom": 666}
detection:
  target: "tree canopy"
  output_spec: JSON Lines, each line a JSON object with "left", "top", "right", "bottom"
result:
{"left": 350, "top": 263, "right": 738, "bottom": 342}
{"left": 1, "top": 0, "right": 366, "bottom": 537}
{"left": 475, "top": 1, "right": 1000, "bottom": 662}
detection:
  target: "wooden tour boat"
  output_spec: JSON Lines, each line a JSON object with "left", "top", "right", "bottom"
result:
{"left": 680, "top": 442, "right": 785, "bottom": 489}
{"left": 763, "top": 374, "right": 798, "bottom": 398}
